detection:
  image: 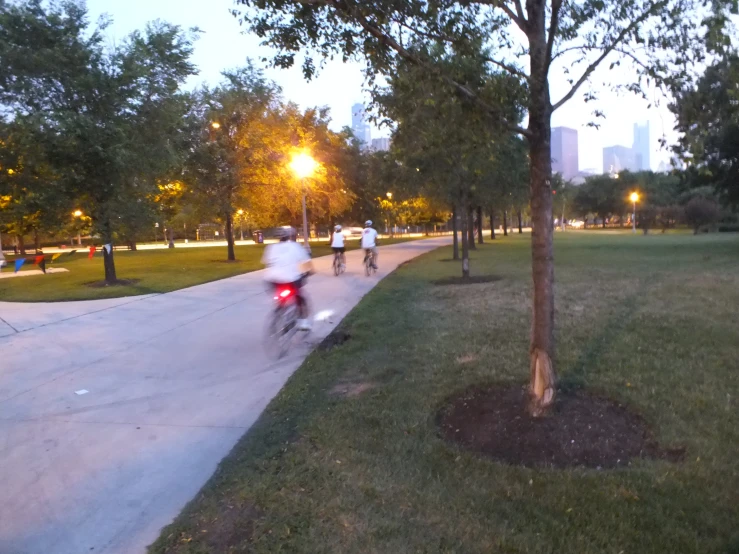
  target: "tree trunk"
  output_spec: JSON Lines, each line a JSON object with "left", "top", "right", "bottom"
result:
{"left": 34, "top": 229, "right": 41, "bottom": 252}
{"left": 517, "top": 210, "right": 523, "bottom": 234}
{"left": 602, "top": 217, "right": 606, "bottom": 229}
{"left": 526, "top": 3, "right": 557, "bottom": 417}
{"left": 489, "top": 209, "right": 496, "bottom": 239}
{"left": 467, "top": 206, "right": 476, "bottom": 250}
{"left": 477, "top": 206, "right": 484, "bottom": 244}
{"left": 168, "top": 225, "right": 175, "bottom": 248}
{"left": 128, "top": 240, "right": 138, "bottom": 251}
{"left": 103, "top": 246, "right": 117, "bottom": 283}
{"left": 102, "top": 219, "right": 117, "bottom": 283}
{"left": 461, "top": 199, "right": 470, "bottom": 278}
{"left": 17, "top": 234, "right": 26, "bottom": 256}
{"left": 452, "top": 204, "right": 459, "bottom": 260}
{"left": 503, "top": 211, "right": 508, "bottom": 236}
{"left": 225, "top": 212, "right": 236, "bottom": 261}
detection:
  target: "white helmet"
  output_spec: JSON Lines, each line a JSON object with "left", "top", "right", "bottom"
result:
{"left": 365, "top": 220, "right": 373, "bottom": 227}
{"left": 334, "top": 224, "right": 342, "bottom": 231}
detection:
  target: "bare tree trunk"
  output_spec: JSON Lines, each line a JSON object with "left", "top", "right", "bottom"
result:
{"left": 102, "top": 219, "right": 117, "bottom": 284}
{"left": 103, "top": 246, "right": 117, "bottom": 283}
{"left": 168, "top": 225, "right": 175, "bottom": 248}
{"left": 128, "top": 240, "right": 138, "bottom": 251}
{"left": 526, "top": 3, "right": 557, "bottom": 417}
{"left": 17, "top": 234, "right": 26, "bottom": 256}
{"left": 517, "top": 210, "right": 523, "bottom": 234}
{"left": 461, "top": 198, "right": 470, "bottom": 278}
{"left": 225, "top": 212, "right": 236, "bottom": 261}
{"left": 34, "top": 229, "right": 41, "bottom": 252}
{"left": 477, "top": 206, "right": 484, "bottom": 244}
{"left": 489, "top": 209, "right": 496, "bottom": 239}
{"left": 452, "top": 204, "right": 459, "bottom": 260}
{"left": 503, "top": 211, "right": 508, "bottom": 236}
{"left": 467, "top": 206, "right": 476, "bottom": 250}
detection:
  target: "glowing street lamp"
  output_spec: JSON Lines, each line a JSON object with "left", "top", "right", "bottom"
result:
{"left": 630, "top": 192, "right": 639, "bottom": 234}
{"left": 237, "top": 209, "right": 245, "bottom": 241}
{"left": 73, "top": 209, "right": 83, "bottom": 245}
{"left": 289, "top": 152, "right": 318, "bottom": 250}
{"left": 210, "top": 122, "right": 220, "bottom": 129}
{"left": 386, "top": 192, "right": 393, "bottom": 200}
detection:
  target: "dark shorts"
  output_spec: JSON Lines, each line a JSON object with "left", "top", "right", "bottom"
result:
{"left": 332, "top": 247, "right": 346, "bottom": 254}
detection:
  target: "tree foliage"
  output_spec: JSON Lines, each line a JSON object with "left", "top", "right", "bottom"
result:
{"left": 671, "top": 55, "right": 739, "bottom": 207}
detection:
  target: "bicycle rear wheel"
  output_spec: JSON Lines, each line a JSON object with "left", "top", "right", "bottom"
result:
{"left": 333, "top": 255, "right": 341, "bottom": 276}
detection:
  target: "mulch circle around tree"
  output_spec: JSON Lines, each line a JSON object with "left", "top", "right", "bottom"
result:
{"left": 85, "top": 278, "right": 140, "bottom": 288}
{"left": 432, "top": 275, "right": 502, "bottom": 286}
{"left": 437, "top": 383, "right": 685, "bottom": 469}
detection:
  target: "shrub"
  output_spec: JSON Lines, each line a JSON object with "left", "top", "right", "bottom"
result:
{"left": 684, "top": 197, "right": 721, "bottom": 234}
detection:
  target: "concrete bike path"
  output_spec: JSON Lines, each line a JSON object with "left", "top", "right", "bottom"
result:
{"left": 0, "top": 236, "right": 450, "bottom": 554}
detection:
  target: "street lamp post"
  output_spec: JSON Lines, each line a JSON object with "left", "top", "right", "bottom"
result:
{"left": 630, "top": 192, "right": 639, "bottom": 234}
{"left": 289, "top": 152, "right": 318, "bottom": 252}
{"left": 237, "top": 209, "right": 244, "bottom": 241}
{"left": 73, "top": 209, "right": 83, "bottom": 245}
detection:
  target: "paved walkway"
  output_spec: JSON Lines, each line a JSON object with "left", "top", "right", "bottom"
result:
{"left": 0, "top": 237, "right": 449, "bottom": 554}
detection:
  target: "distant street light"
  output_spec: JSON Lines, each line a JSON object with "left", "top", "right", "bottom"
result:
{"left": 289, "top": 152, "right": 318, "bottom": 251}
{"left": 211, "top": 122, "right": 221, "bottom": 129}
{"left": 73, "top": 209, "right": 83, "bottom": 245}
{"left": 237, "top": 209, "right": 244, "bottom": 241}
{"left": 386, "top": 192, "right": 393, "bottom": 199}
{"left": 630, "top": 192, "right": 639, "bottom": 234}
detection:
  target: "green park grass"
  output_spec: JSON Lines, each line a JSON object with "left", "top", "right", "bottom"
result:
{"left": 0, "top": 237, "right": 420, "bottom": 302}
{"left": 149, "top": 231, "right": 739, "bottom": 554}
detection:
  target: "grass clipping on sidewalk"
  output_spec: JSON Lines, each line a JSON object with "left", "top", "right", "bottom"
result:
{"left": 150, "top": 232, "right": 739, "bottom": 554}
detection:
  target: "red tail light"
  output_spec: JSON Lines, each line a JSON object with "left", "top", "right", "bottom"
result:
{"left": 274, "top": 288, "right": 293, "bottom": 300}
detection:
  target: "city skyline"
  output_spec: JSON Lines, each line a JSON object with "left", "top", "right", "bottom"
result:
{"left": 84, "top": 0, "right": 678, "bottom": 172}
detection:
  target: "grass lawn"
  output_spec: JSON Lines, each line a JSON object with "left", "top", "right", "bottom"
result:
{"left": 150, "top": 231, "right": 739, "bottom": 554}
{"left": 0, "top": 237, "right": 420, "bottom": 302}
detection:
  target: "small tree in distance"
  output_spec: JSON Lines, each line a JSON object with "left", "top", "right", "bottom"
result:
{"left": 684, "top": 197, "right": 721, "bottom": 234}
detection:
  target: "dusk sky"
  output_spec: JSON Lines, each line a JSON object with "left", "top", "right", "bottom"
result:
{"left": 86, "top": 0, "right": 678, "bottom": 173}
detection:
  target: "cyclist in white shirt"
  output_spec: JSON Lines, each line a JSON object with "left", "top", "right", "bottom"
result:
{"left": 330, "top": 224, "right": 346, "bottom": 269}
{"left": 262, "top": 227, "right": 312, "bottom": 330}
{"left": 361, "top": 220, "right": 379, "bottom": 269}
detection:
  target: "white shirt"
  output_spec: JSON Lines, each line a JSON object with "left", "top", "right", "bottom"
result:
{"left": 261, "top": 241, "right": 310, "bottom": 283}
{"left": 331, "top": 231, "right": 345, "bottom": 248}
{"left": 361, "top": 227, "right": 378, "bottom": 249}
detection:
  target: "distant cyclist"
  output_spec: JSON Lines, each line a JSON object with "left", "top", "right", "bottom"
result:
{"left": 331, "top": 224, "right": 346, "bottom": 269}
{"left": 261, "top": 227, "right": 312, "bottom": 330}
{"left": 361, "top": 220, "right": 379, "bottom": 269}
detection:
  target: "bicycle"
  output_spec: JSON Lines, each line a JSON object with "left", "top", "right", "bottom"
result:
{"left": 332, "top": 250, "right": 346, "bottom": 276}
{"left": 264, "top": 282, "right": 308, "bottom": 358}
{"left": 364, "top": 248, "right": 377, "bottom": 276}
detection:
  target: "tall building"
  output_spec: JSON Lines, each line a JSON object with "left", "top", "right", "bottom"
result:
{"left": 632, "top": 121, "right": 650, "bottom": 171}
{"left": 603, "top": 145, "right": 637, "bottom": 174}
{"left": 550, "top": 127, "right": 579, "bottom": 180}
{"left": 371, "top": 137, "right": 390, "bottom": 152}
{"left": 351, "top": 103, "right": 371, "bottom": 149}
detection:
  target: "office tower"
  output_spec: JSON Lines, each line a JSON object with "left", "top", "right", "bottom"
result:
{"left": 632, "top": 121, "right": 650, "bottom": 171}
{"left": 603, "top": 145, "right": 637, "bottom": 174}
{"left": 551, "top": 127, "right": 579, "bottom": 180}
{"left": 351, "top": 103, "right": 371, "bottom": 149}
{"left": 371, "top": 137, "right": 390, "bottom": 152}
